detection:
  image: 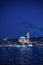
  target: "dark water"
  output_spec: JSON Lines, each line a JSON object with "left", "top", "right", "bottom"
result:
{"left": 0, "top": 45, "right": 43, "bottom": 65}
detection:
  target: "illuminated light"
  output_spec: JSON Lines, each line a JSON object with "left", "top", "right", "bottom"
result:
{"left": 9, "top": 45, "right": 12, "bottom": 47}
{"left": 15, "top": 45, "right": 26, "bottom": 47}
{"left": 3, "top": 38, "right": 7, "bottom": 41}
{"left": 28, "top": 44, "right": 33, "bottom": 46}
{"left": 19, "top": 36, "right": 26, "bottom": 39}
{"left": 22, "top": 45, "right": 26, "bottom": 47}
{"left": 15, "top": 45, "right": 20, "bottom": 47}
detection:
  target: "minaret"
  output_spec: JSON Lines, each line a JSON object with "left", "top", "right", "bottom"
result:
{"left": 26, "top": 32, "right": 30, "bottom": 44}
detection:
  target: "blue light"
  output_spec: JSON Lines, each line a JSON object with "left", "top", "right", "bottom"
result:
{"left": 28, "top": 44, "right": 33, "bottom": 47}
{"left": 15, "top": 45, "right": 20, "bottom": 47}
{"left": 22, "top": 45, "right": 26, "bottom": 47}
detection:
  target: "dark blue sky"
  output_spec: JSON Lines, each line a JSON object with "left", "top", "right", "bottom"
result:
{"left": 0, "top": 0, "right": 43, "bottom": 38}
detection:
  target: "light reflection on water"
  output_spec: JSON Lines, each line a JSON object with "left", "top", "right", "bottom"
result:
{"left": 0, "top": 44, "right": 43, "bottom": 65}
{"left": 15, "top": 44, "right": 33, "bottom": 48}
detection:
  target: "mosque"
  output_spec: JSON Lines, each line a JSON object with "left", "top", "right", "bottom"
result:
{"left": 18, "top": 32, "right": 32, "bottom": 45}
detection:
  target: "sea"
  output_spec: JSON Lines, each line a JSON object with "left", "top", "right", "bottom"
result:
{"left": 0, "top": 45, "right": 43, "bottom": 65}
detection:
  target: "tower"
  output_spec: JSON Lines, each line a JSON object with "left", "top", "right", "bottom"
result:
{"left": 26, "top": 32, "right": 30, "bottom": 44}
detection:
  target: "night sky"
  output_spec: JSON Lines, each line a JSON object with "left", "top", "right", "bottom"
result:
{"left": 0, "top": 0, "right": 43, "bottom": 38}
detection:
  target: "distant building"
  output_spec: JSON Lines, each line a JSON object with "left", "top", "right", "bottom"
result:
{"left": 18, "top": 36, "right": 27, "bottom": 44}
{"left": 18, "top": 32, "right": 30, "bottom": 44}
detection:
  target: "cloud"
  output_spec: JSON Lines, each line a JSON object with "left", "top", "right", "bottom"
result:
{"left": 21, "top": 22, "right": 43, "bottom": 32}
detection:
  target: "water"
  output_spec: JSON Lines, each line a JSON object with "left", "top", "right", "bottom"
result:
{"left": 0, "top": 45, "right": 43, "bottom": 65}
